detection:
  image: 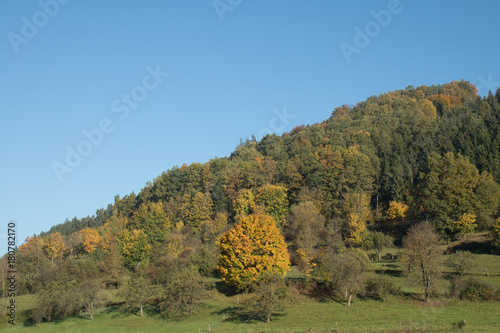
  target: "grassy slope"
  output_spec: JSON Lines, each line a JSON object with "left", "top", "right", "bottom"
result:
{"left": 2, "top": 235, "right": 500, "bottom": 333}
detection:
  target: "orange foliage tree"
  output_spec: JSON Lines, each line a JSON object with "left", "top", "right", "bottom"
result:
{"left": 79, "top": 227, "right": 101, "bottom": 254}
{"left": 217, "top": 214, "right": 290, "bottom": 290}
{"left": 42, "top": 232, "right": 67, "bottom": 263}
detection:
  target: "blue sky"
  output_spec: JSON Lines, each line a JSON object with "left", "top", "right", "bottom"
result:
{"left": 1, "top": 0, "right": 499, "bottom": 244}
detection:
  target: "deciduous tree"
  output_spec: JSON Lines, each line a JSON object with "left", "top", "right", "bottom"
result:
{"left": 401, "top": 222, "right": 442, "bottom": 302}
{"left": 218, "top": 214, "right": 290, "bottom": 290}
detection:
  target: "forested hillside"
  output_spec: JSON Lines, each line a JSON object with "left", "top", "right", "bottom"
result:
{"left": 43, "top": 80, "right": 500, "bottom": 238}
{"left": 3, "top": 80, "right": 500, "bottom": 329}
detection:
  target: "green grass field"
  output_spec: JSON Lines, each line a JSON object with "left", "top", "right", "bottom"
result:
{"left": 2, "top": 234, "right": 500, "bottom": 333}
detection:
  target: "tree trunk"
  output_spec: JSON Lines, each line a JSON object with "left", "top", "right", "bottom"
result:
{"left": 140, "top": 303, "right": 143, "bottom": 317}
{"left": 90, "top": 311, "right": 93, "bottom": 320}
{"left": 347, "top": 291, "right": 353, "bottom": 307}
{"left": 267, "top": 310, "right": 271, "bottom": 323}
{"left": 377, "top": 250, "right": 382, "bottom": 262}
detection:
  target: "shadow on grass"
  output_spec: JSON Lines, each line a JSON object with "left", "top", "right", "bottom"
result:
{"left": 105, "top": 301, "right": 161, "bottom": 319}
{"left": 446, "top": 239, "right": 497, "bottom": 255}
{"left": 375, "top": 268, "right": 404, "bottom": 277}
{"left": 214, "top": 280, "right": 240, "bottom": 297}
{"left": 21, "top": 308, "right": 88, "bottom": 327}
{"left": 212, "top": 306, "right": 287, "bottom": 324}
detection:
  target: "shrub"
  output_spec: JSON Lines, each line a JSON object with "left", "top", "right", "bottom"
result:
{"left": 362, "top": 276, "right": 400, "bottom": 301}
{"left": 449, "top": 276, "right": 499, "bottom": 301}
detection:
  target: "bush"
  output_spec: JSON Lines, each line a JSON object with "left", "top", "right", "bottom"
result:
{"left": 449, "top": 276, "right": 499, "bottom": 301}
{"left": 362, "top": 276, "right": 400, "bottom": 301}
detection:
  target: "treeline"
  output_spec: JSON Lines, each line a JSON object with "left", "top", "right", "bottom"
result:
{"left": 3, "top": 80, "right": 500, "bottom": 323}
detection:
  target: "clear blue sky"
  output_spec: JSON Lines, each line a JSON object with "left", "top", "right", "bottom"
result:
{"left": 1, "top": 0, "right": 499, "bottom": 244}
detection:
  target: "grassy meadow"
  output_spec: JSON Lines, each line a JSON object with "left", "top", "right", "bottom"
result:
{"left": 2, "top": 234, "right": 500, "bottom": 333}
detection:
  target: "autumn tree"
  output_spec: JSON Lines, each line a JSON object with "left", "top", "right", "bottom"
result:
{"left": 129, "top": 202, "right": 171, "bottom": 244}
{"left": 118, "top": 229, "right": 151, "bottom": 271}
{"left": 79, "top": 227, "right": 101, "bottom": 254}
{"left": 218, "top": 214, "right": 290, "bottom": 290}
{"left": 17, "top": 236, "right": 49, "bottom": 293}
{"left": 233, "top": 189, "right": 257, "bottom": 220}
{"left": 401, "top": 222, "right": 442, "bottom": 302}
{"left": 343, "top": 192, "right": 372, "bottom": 246}
{"left": 386, "top": 201, "right": 409, "bottom": 225}
{"left": 451, "top": 213, "right": 477, "bottom": 238}
{"left": 43, "top": 232, "right": 67, "bottom": 263}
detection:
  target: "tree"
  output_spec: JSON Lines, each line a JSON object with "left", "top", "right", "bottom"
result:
{"left": 286, "top": 201, "right": 324, "bottom": 274}
{"left": 415, "top": 152, "right": 498, "bottom": 235}
{"left": 199, "top": 211, "right": 228, "bottom": 244}
{"left": 343, "top": 192, "right": 372, "bottom": 246}
{"left": 401, "top": 222, "right": 442, "bottom": 302}
{"left": 335, "top": 249, "right": 370, "bottom": 307}
{"left": 217, "top": 214, "right": 290, "bottom": 290}
{"left": 364, "top": 231, "right": 393, "bottom": 262}
{"left": 239, "top": 272, "right": 293, "bottom": 323}
{"left": 158, "top": 265, "right": 210, "bottom": 319}
{"left": 386, "top": 201, "right": 409, "bottom": 224}
{"left": 79, "top": 227, "right": 101, "bottom": 254}
{"left": 256, "top": 185, "right": 289, "bottom": 227}
{"left": 181, "top": 192, "right": 213, "bottom": 232}
{"left": 233, "top": 189, "right": 257, "bottom": 220}
{"left": 451, "top": 213, "right": 477, "bottom": 238}
{"left": 118, "top": 229, "right": 151, "bottom": 271}
{"left": 43, "top": 232, "right": 67, "bottom": 263}
{"left": 129, "top": 202, "right": 171, "bottom": 244}
{"left": 315, "top": 248, "right": 369, "bottom": 307}
{"left": 74, "top": 279, "right": 106, "bottom": 320}
{"left": 446, "top": 251, "right": 476, "bottom": 277}
{"left": 118, "top": 275, "right": 160, "bottom": 317}
{"left": 33, "top": 281, "right": 78, "bottom": 323}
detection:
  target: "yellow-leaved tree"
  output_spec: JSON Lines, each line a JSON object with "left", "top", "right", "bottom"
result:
{"left": 42, "top": 232, "right": 67, "bottom": 263}
{"left": 386, "top": 201, "right": 409, "bottom": 224}
{"left": 217, "top": 214, "right": 290, "bottom": 290}
{"left": 79, "top": 227, "right": 101, "bottom": 254}
{"left": 343, "top": 192, "right": 372, "bottom": 246}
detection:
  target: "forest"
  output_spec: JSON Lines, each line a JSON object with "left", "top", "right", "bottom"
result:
{"left": 2, "top": 80, "right": 500, "bottom": 332}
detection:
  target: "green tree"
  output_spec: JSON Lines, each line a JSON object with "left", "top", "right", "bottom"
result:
{"left": 129, "top": 202, "right": 171, "bottom": 244}
{"left": 416, "top": 152, "right": 496, "bottom": 235}
{"left": 364, "top": 231, "right": 393, "bottom": 262}
{"left": 239, "top": 272, "right": 293, "bottom": 323}
{"left": 218, "top": 214, "right": 290, "bottom": 290}
{"left": 446, "top": 251, "right": 477, "bottom": 277}
{"left": 118, "top": 229, "right": 151, "bottom": 271}
{"left": 256, "top": 184, "right": 289, "bottom": 227}
{"left": 33, "top": 281, "right": 78, "bottom": 323}
{"left": 315, "top": 248, "right": 369, "bottom": 307}
{"left": 74, "top": 279, "right": 106, "bottom": 320}
{"left": 118, "top": 275, "right": 161, "bottom": 317}
{"left": 158, "top": 265, "right": 210, "bottom": 319}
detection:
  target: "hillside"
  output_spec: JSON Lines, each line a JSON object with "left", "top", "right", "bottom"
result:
{"left": 43, "top": 80, "right": 500, "bottom": 237}
{"left": 3, "top": 80, "right": 500, "bottom": 331}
